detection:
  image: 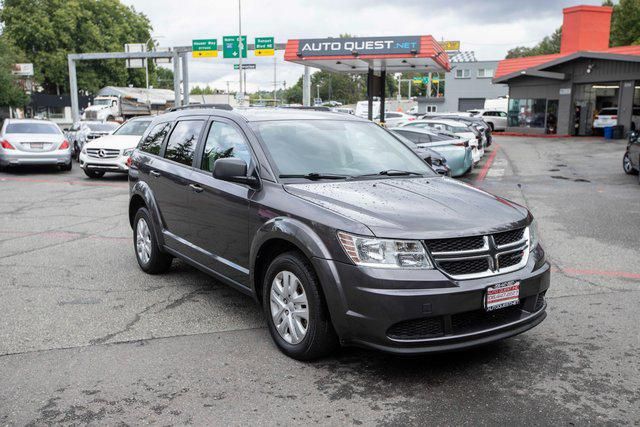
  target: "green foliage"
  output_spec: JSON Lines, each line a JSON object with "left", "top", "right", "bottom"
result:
{"left": 153, "top": 66, "right": 174, "bottom": 90}
{"left": 0, "top": 35, "right": 30, "bottom": 107}
{"left": 190, "top": 85, "right": 216, "bottom": 95}
{"left": 506, "top": 27, "right": 563, "bottom": 59}
{"left": 0, "top": 0, "right": 157, "bottom": 94}
{"left": 608, "top": 0, "right": 640, "bottom": 46}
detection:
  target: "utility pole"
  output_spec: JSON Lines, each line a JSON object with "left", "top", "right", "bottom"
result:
{"left": 273, "top": 56, "right": 277, "bottom": 106}
{"left": 238, "top": 0, "right": 243, "bottom": 104}
{"left": 303, "top": 66, "right": 310, "bottom": 106}
{"left": 227, "top": 81, "right": 230, "bottom": 104}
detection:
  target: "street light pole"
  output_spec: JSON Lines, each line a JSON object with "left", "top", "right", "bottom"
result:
{"left": 238, "top": 0, "right": 243, "bottom": 104}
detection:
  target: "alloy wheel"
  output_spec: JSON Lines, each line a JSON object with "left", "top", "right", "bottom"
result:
{"left": 136, "top": 218, "right": 152, "bottom": 265}
{"left": 623, "top": 154, "right": 633, "bottom": 173}
{"left": 270, "top": 270, "right": 309, "bottom": 345}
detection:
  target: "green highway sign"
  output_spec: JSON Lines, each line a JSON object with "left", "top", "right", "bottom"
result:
{"left": 223, "top": 35, "right": 247, "bottom": 59}
{"left": 192, "top": 39, "right": 218, "bottom": 58}
{"left": 234, "top": 63, "right": 256, "bottom": 70}
{"left": 255, "top": 37, "right": 275, "bottom": 56}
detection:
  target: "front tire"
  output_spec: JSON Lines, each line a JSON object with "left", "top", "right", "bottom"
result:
{"left": 83, "top": 169, "right": 105, "bottom": 179}
{"left": 623, "top": 153, "right": 637, "bottom": 175}
{"left": 133, "top": 207, "right": 172, "bottom": 274}
{"left": 263, "top": 251, "right": 338, "bottom": 360}
{"left": 60, "top": 161, "right": 73, "bottom": 172}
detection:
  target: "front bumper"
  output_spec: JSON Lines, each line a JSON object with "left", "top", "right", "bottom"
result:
{"left": 0, "top": 149, "right": 71, "bottom": 166}
{"left": 312, "top": 246, "right": 550, "bottom": 355}
{"left": 79, "top": 152, "right": 129, "bottom": 173}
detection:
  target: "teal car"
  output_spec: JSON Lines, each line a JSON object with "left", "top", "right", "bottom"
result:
{"left": 390, "top": 127, "right": 474, "bottom": 177}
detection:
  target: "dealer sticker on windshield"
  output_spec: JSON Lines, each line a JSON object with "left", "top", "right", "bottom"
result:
{"left": 485, "top": 281, "right": 520, "bottom": 311}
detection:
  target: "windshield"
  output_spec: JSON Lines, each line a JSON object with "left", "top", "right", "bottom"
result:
{"left": 6, "top": 122, "right": 61, "bottom": 134}
{"left": 87, "top": 123, "right": 119, "bottom": 132}
{"left": 253, "top": 120, "right": 434, "bottom": 179}
{"left": 93, "top": 98, "right": 112, "bottom": 106}
{"left": 114, "top": 120, "right": 152, "bottom": 136}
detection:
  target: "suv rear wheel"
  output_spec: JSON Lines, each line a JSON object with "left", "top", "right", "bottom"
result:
{"left": 263, "top": 251, "right": 338, "bottom": 360}
{"left": 133, "top": 207, "right": 172, "bottom": 274}
{"left": 623, "top": 153, "right": 637, "bottom": 175}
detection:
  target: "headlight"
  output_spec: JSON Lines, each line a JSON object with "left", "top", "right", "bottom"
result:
{"left": 529, "top": 219, "right": 539, "bottom": 251}
{"left": 81, "top": 146, "right": 87, "bottom": 154}
{"left": 337, "top": 231, "right": 433, "bottom": 269}
{"left": 123, "top": 148, "right": 134, "bottom": 157}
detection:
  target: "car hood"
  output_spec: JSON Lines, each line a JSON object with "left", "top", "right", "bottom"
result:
{"left": 284, "top": 177, "right": 529, "bottom": 239}
{"left": 84, "top": 134, "right": 141, "bottom": 149}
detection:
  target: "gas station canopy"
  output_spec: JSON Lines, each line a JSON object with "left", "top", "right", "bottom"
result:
{"left": 284, "top": 35, "right": 450, "bottom": 73}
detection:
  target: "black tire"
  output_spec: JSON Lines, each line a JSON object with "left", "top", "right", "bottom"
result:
{"left": 60, "top": 161, "right": 73, "bottom": 172}
{"left": 83, "top": 169, "right": 105, "bottom": 179}
{"left": 133, "top": 207, "right": 172, "bottom": 274}
{"left": 623, "top": 153, "right": 637, "bottom": 175}
{"left": 262, "top": 251, "right": 338, "bottom": 360}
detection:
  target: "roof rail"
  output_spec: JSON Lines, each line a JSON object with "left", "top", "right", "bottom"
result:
{"left": 167, "top": 103, "right": 234, "bottom": 112}
{"left": 277, "top": 105, "right": 333, "bottom": 112}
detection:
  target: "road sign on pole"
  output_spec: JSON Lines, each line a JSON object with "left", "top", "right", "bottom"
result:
{"left": 234, "top": 63, "right": 256, "bottom": 70}
{"left": 255, "top": 37, "right": 275, "bottom": 56}
{"left": 192, "top": 39, "right": 218, "bottom": 58}
{"left": 223, "top": 36, "right": 247, "bottom": 58}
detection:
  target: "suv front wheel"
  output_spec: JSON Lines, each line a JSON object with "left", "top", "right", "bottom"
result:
{"left": 623, "top": 153, "right": 637, "bottom": 175}
{"left": 263, "top": 251, "right": 338, "bottom": 360}
{"left": 133, "top": 207, "right": 172, "bottom": 274}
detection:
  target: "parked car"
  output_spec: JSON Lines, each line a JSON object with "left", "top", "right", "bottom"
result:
{"left": 79, "top": 116, "right": 153, "bottom": 178}
{"left": 623, "top": 130, "right": 640, "bottom": 184}
{"left": 468, "top": 110, "right": 508, "bottom": 131}
{"left": 592, "top": 107, "right": 619, "bottom": 130}
{"left": 332, "top": 107, "right": 354, "bottom": 115}
{"left": 390, "top": 130, "right": 450, "bottom": 176}
{"left": 128, "top": 108, "right": 549, "bottom": 360}
{"left": 67, "top": 120, "right": 120, "bottom": 159}
{"left": 401, "top": 119, "right": 483, "bottom": 163}
{"left": 428, "top": 114, "right": 493, "bottom": 147}
{"left": 390, "top": 127, "right": 474, "bottom": 177}
{"left": 383, "top": 111, "right": 416, "bottom": 127}
{"left": 0, "top": 119, "right": 72, "bottom": 171}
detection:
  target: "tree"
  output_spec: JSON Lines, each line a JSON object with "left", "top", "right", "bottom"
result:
{"left": 0, "top": 35, "right": 30, "bottom": 107}
{"left": 608, "top": 0, "right": 640, "bottom": 46}
{"left": 190, "top": 85, "right": 216, "bottom": 95}
{"left": 506, "top": 27, "right": 563, "bottom": 59}
{"left": 153, "top": 66, "right": 174, "bottom": 90}
{"left": 1, "top": 0, "right": 154, "bottom": 95}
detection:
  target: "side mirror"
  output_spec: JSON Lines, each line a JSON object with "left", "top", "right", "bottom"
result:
{"left": 213, "top": 157, "right": 259, "bottom": 188}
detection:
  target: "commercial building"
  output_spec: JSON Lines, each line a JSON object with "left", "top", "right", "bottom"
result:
{"left": 495, "top": 5, "right": 640, "bottom": 135}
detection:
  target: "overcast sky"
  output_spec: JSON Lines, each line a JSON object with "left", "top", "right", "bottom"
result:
{"left": 121, "top": 0, "right": 604, "bottom": 93}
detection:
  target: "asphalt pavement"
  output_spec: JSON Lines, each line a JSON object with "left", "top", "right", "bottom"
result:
{"left": 1, "top": 137, "right": 639, "bottom": 425}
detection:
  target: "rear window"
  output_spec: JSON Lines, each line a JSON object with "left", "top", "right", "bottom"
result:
{"left": 163, "top": 120, "right": 204, "bottom": 166}
{"left": 139, "top": 123, "right": 170, "bottom": 155}
{"left": 6, "top": 122, "right": 61, "bottom": 134}
{"left": 599, "top": 108, "right": 618, "bottom": 116}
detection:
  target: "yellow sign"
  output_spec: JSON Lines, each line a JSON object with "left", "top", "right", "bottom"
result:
{"left": 439, "top": 40, "right": 460, "bottom": 51}
{"left": 255, "top": 48, "right": 275, "bottom": 57}
{"left": 192, "top": 50, "right": 218, "bottom": 58}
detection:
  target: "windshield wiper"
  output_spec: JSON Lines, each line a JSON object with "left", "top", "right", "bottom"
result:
{"left": 278, "top": 172, "right": 351, "bottom": 180}
{"left": 357, "top": 170, "right": 425, "bottom": 177}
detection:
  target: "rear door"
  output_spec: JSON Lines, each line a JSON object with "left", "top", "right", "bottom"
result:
{"left": 187, "top": 117, "right": 255, "bottom": 287}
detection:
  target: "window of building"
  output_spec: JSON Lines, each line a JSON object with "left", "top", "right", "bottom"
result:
{"left": 508, "top": 99, "right": 547, "bottom": 128}
{"left": 426, "top": 105, "right": 438, "bottom": 113}
{"left": 164, "top": 120, "right": 204, "bottom": 166}
{"left": 138, "top": 122, "right": 170, "bottom": 156}
{"left": 455, "top": 69, "right": 470, "bottom": 79}
{"left": 477, "top": 68, "right": 494, "bottom": 78}
{"left": 200, "top": 121, "right": 252, "bottom": 172}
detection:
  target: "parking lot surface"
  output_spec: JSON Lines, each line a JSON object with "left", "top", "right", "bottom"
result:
{"left": 1, "top": 137, "right": 639, "bottom": 425}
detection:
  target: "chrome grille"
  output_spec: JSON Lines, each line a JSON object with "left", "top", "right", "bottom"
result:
{"left": 425, "top": 227, "right": 530, "bottom": 280}
{"left": 86, "top": 148, "right": 120, "bottom": 159}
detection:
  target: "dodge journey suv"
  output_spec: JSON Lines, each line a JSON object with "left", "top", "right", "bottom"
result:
{"left": 128, "top": 108, "right": 550, "bottom": 360}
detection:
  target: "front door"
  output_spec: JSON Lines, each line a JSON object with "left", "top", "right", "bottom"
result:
{"left": 187, "top": 118, "right": 255, "bottom": 287}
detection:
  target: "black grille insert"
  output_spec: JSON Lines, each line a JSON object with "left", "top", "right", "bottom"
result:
{"left": 438, "top": 257, "right": 489, "bottom": 276}
{"left": 426, "top": 236, "right": 485, "bottom": 253}
{"left": 534, "top": 291, "right": 546, "bottom": 311}
{"left": 451, "top": 305, "right": 523, "bottom": 335}
{"left": 494, "top": 228, "right": 525, "bottom": 247}
{"left": 498, "top": 251, "right": 524, "bottom": 269}
{"left": 387, "top": 316, "right": 444, "bottom": 340}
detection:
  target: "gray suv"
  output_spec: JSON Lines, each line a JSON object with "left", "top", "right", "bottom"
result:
{"left": 128, "top": 108, "right": 550, "bottom": 360}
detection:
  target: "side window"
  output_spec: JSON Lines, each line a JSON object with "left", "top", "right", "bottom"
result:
{"left": 164, "top": 120, "right": 204, "bottom": 166}
{"left": 200, "top": 121, "right": 252, "bottom": 172}
{"left": 139, "top": 123, "right": 170, "bottom": 155}
{"left": 499, "top": 112, "right": 508, "bottom": 118}
{"left": 398, "top": 131, "right": 421, "bottom": 144}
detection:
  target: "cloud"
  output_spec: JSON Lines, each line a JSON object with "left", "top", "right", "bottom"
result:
{"left": 121, "top": 0, "right": 603, "bottom": 92}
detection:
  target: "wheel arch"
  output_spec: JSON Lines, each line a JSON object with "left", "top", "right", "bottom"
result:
{"left": 129, "top": 180, "right": 165, "bottom": 247}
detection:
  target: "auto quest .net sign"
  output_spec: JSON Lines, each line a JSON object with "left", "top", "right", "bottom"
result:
{"left": 297, "top": 36, "right": 421, "bottom": 57}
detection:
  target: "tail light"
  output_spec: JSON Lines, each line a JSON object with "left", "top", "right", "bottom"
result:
{"left": 1, "top": 140, "right": 15, "bottom": 150}
{"left": 453, "top": 140, "right": 469, "bottom": 147}
{"left": 126, "top": 156, "right": 133, "bottom": 167}
{"left": 612, "top": 115, "right": 618, "bottom": 119}
{"left": 59, "top": 140, "right": 70, "bottom": 150}
{"left": 408, "top": 117, "right": 416, "bottom": 121}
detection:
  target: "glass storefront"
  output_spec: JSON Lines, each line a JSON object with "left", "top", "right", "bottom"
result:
{"left": 508, "top": 99, "right": 547, "bottom": 128}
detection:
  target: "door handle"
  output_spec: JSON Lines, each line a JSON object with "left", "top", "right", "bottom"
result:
{"left": 150, "top": 170, "right": 160, "bottom": 177}
{"left": 189, "top": 184, "right": 204, "bottom": 193}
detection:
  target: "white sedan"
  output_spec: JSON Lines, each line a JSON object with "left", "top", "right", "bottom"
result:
{"left": 79, "top": 116, "right": 153, "bottom": 178}
{"left": 401, "top": 118, "right": 483, "bottom": 163}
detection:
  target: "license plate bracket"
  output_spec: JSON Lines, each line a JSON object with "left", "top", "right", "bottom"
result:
{"left": 30, "top": 143, "right": 44, "bottom": 149}
{"left": 485, "top": 281, "right": 520, "bottom": 311}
